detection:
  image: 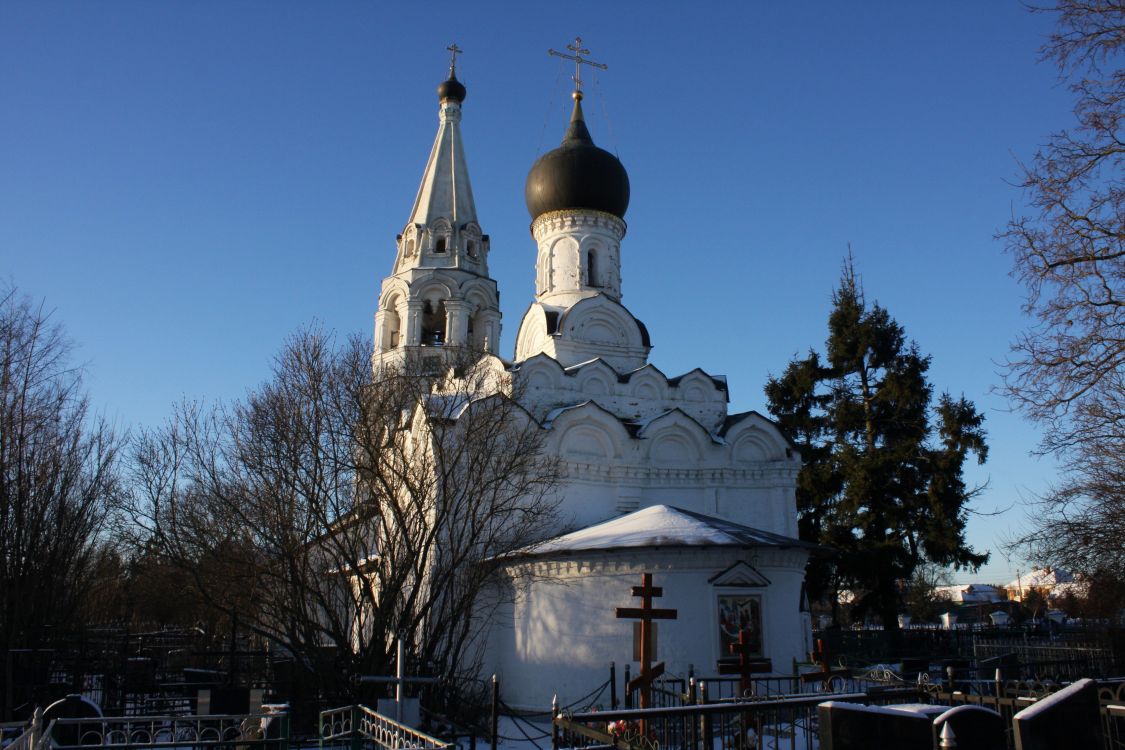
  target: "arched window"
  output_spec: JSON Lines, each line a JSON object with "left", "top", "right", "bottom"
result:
{"left": 466, "top": 240, "right": 477, "bottom": 258}
{"left": 406, "top": 238, "right": 415, "bottom": 256}
{"left": 435, "top": 237, "right": 447, "bottom": 253}
{"left": 587, "top": 249, "right": 599, "bottom": 287}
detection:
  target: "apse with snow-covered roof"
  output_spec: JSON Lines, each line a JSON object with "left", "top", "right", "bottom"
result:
{"left": 371, "top": 52, "right": 814, "bottom": 710}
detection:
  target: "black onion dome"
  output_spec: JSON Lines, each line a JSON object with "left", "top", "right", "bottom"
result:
{"left": 437, "top": 73, "right": 466, "bottom": 103}
{"left": 525, "top": 96, "right": 629, "bottom": 220}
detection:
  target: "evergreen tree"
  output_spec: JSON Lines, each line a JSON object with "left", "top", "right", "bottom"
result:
{"left": 765, "top": 259, "right": 988, "bottom": 632}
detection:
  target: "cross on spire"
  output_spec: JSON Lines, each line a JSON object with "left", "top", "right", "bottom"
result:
{"left": 447, "top": 43, "right": 462, "bottom": 76}
{"left": 548, "top": 36, "right": 607, "bottom": 100}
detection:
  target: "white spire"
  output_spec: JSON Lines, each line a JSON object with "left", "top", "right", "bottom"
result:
{"left": 406, "top": 95, "right": 477, "bottom": 231}
{"left": 392, "top": 71, "right": 488, "bottom": 277}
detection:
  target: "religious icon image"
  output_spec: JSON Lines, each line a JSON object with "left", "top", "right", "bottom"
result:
{"left": 718, "top": 595, "right": 762, "bottom": 656}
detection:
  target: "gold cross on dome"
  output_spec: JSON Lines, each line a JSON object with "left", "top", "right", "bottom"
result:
{"left": 447, "top": 43, "right": 463, "bottom": 75}
{"left": 548, "top": 36, "right": 607, "bottom": 97}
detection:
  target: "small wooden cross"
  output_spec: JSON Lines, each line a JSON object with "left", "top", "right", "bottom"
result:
{"left": 548, "top": 36, "right": 607, "bottom": 98}
{"left": 717, "top": 628, "right": 772, "bottom": 697}
{"left": 800, "top": 637, "right": 849, "bottom": 687}
{"left": 615, "top": 572, "right": 677, "bottom": 710}
{"left": 447, "top": 43, "right": 462, "bottom": 75}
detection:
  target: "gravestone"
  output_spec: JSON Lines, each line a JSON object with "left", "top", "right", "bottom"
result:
{"left": 43, "top": 694, "right": 102, "bottom": 747}
{"left": 817, "top": 701, "right": 932, "bottom": 750}
{"left": 1012, "top": 678, "right": 1102, "bottom": 750}
{"left": 932, "top": 705, "right": 1005, "bottom": 750}
{"left": 198, "top": 687, "right": 264, "bottom": 715}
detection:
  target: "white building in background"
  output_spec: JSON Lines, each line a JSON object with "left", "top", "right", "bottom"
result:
{"left": 934, "top": 583, "right": 1009, "bottom": 605}
{"left": 370, "top": 57, "right": 815, "bottom": 709}
{"left": 1005, "top": 568, "right": 1086, "bottom": 603}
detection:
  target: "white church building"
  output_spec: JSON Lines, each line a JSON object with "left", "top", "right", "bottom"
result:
{"left": 370, "top": 55, "right": 816, "bottom": 709}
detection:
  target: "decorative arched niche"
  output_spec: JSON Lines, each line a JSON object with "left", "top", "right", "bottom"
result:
{"left": 732, "top": 432, "right": 772, "bottom": 464}
{"left": 649, "top": 431, "right": 701, "bottom": 466}
{"left": 628, "top": 366, "right": 669, "bottom": 402}
{"left": 547, "top": 402, "right": 629, "bottom": 463}
{"left": 571, "top": 359, "right": 618, "bottom": 397}
{"left": 641, "top": 410, "right": 711, "bottom": 466}
{"left": 522, "top": 361, "right": 559, "bottom": 392}
{"left": 557, "top": 423, "right": 616, "bottom": 463}
{"left": 550, "top": 236, "right": 580, "bottom": 291}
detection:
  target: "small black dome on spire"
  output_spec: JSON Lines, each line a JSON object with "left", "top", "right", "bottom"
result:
{"left": 525, "top": 94, "right": 630, "bottom": 220}
{"left": 437, "top": 72, "right": 466, "bottom": 103}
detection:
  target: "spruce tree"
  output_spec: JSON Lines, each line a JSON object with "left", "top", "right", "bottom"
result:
{"left": 766, "top": 259, "right": 988, "bottom": 632}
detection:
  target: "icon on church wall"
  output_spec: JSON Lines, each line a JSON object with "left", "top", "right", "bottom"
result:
{"left": 718, "top": 595, "right": 762, "bottom": 656}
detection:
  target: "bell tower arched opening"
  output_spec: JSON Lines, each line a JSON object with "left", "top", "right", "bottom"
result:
{"left": 382, "top": 294, "right": 403, "bottom": 349}
{"left": 421, "top": 298, "right": 447, "bottom": 345}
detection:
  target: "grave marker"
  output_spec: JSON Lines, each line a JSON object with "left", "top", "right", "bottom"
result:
{"left": 359, "top": 637, "right": 439, "bottom": 726}
{"left": 615, "top": 572, "right": 677, "bottom": 710}
{"left": 801, "top": 638, "right": 849, "bottom": 688}
{"left": 717, "top": 628, "right": 772, "bottom": 696}
{"left": 1012, "top": 677, "right": 1102, "bottom": 750}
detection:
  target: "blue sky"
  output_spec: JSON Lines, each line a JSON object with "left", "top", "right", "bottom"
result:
{"left": 2, "top": 2, "right": 1074, "bottom": 586}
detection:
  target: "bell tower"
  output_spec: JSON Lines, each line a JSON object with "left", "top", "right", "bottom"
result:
{"left": 374, "top": 46, "right": 501, "bottom": 369}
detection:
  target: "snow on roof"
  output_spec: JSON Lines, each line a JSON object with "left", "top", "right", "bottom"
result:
{"left": 541, "top": 401, "right": 597, "bottom": 428}
{"left": 509, "top": 504, "right": 819, "bottom": 558}
{"left": 934, "top": 584, "right": 1008, "bottom": 604}
{"left": 1048, "top": 580, "right": 1090, "bottom": 600}
{"left": 1005, "top": 567, "right": 1075, "bottom": 592}
{"left": 425, "top": 393, "right": 471, "bottom": 420}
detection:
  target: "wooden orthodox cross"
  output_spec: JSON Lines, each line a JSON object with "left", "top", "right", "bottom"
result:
{"left": 799, "top": 638, "right": 849, "bottom": 688}
{"left": 548, "top": 37, "right": 607, "bottom": 97}
{"left": 717, "top": 629, "right": 772, "bottom": 697}
{"left": 615, "top": 572, "right": 677, "bottom": 709}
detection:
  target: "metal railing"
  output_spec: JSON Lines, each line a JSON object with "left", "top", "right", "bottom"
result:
{"left": 319, "top": 704, "right": 451, "bottom": 750}
{"left": 555, "top": 686, "right": 921, "bottom": 750}
{"left": 916, "top": 677, "right": 1125, "bottom": 750}
{"left": 5, "top": 711, "right": 54, "bottom": 750}
{"left": 46, "top": 711, "right": 289, "bottom": 750}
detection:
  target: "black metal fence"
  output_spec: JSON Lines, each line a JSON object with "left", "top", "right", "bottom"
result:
{"left": 815, "top": 625, "right": 1125, "bottom": 674}
{"left": 2, "top": 628, "right": 281, "bottom": 720}
{"left": 557, "top": 678, "right": 1125, "bottom": 750}
{"left": 554, "top": 686, "right": 921, "bottom": 750}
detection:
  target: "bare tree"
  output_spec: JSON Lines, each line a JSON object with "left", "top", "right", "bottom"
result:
{"left": 1002, "top": 2, "right": 1125, "bottom": 578}
{"left": 128, "top": 330, "right": 558, "bottom": 700}
{"left": 0, "top": 286, "right": 121, "bottom": 655}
